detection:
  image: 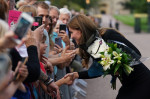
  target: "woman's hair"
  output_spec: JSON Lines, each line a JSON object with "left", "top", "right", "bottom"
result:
{"left": 0, "top": 19, "right": 9, "bottom": 53}
{"left": 42, "top": 34, "right": 46, "bottom": 43}
{"left": 0, "top": 19, "right": 9, "bottom": 39}
{"left": 68, "top": 14, "right": 99, "bottom": 68}
{"left": 0, "top": 20, "right": 12, "bottom": 68}
{"left": 18, "top": 5, "right": 37, "bottom": 17}
{"left": 0, "top": 0, "right": 8, "bottom": 20}
{"left": 68, "top": 14, "right": 123, "bottom": 68}
{"left": 16, "top": 0, "right": 28, "bottom": 9}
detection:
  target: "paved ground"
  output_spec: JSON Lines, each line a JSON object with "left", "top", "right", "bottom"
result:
{"left": 77, "top": 15, "right": 150, "bottom": 99}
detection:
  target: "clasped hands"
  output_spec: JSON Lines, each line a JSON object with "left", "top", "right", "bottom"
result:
{"left": 55, "top": 72, "right": 79, "bottom": 87}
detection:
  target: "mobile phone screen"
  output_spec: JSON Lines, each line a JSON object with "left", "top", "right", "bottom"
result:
{"left": 34, "top": 16, "right": 42, "bottom": 26}
{"left": 32, "top": 16, "right": 42, "bottom": 31}
{"left": 14, "top": 17, "right": 31, "bottom": 40}
{"left": 55, "top": 37, "right": 62, "bottom": 47}
{"left": 59, "top": 24, "right": 66, "bottom": 33}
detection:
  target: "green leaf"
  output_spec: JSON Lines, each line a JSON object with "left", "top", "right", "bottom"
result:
{"left": 108, "top": 43, "right": 115, "bottom": 50}
{"left": 107, "top": 43, "right": 113, "bottom": 47}
{"left": 116, "top": 48, "right": 121, "bottom": 53}
{"left": 113, "top": 60, "right": 117, "bottom": 65}
{"left": 111, "top": 80, "right": 116, "bottom": 90}
{"left": 114, "top": 43, "right": 117, "bottom": 49}
{"left": 122, "top": 53, "right": 128, "bottom": 63}
{"left": 103, "top": 71, "right": 109, "bottom": 78}
{"left": 123, "top": 68, "right": 129, "bottom": 76}
{"left": 114, "top": 64, "right": 121, "bottom": 75}
{"left": 108, "top": 47, "right": 113, "bottom": 53}
{"left": 123, "top": 64, "right": 133, "bottom": 76}
{"left": 100, "top": 52, "right": 104, "bottom": 55}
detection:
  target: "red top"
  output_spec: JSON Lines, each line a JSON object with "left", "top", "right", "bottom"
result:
{"left": 40, "top": 62, "right": 46, "bottom": 74}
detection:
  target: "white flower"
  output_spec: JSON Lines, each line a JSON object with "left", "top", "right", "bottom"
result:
{"left": 100, "top": 51, "right": 114, "bottom": 71}
{"left": 113, "top": 51, "right": 122, "bottom": 60}
{"left": 87, "top": 38, "right": 109, "bottom": 58}
{"left": 113, "top": 51, "right": 122, "bottom": 64}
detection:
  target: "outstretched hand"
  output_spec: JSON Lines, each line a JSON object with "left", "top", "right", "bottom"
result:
{"left": 55, "top": 72, "right": 79, "bottom": 87}
{"left": 55, "top": 74, "right": 74, "bottom": 87}
{"left": 64, "top": 72, "right": 79, "bottom": 84}
{"left": 64, "top": 73, "right": 75, "bottom": 85}
{"left": 63, "top": 74, "right": 74, "bottom": 85}
{"left": 61, "top": 46, "right": 76, "bottom": 63}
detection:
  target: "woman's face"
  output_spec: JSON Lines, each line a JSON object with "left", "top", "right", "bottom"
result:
{"left": 54, "top": 24, "right": 60, "bottom": 33}
{"left": 69, "top": 27, "right": 81, "bottom": 44}
{"left": 46, "top": 19, "right": 52, "bottom": 33}
{"left": 40, "top": 40, "right": 47, "bottom": 55}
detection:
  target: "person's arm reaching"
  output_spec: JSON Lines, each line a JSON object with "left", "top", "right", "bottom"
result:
{"left": 38, "top": 70, "right": 61, "bottom": 99}
{"left": 24, "top": 45, "right": 40, "bottom": 82}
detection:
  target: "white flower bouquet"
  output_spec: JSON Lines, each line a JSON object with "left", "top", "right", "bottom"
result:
{"left": 87, "top": 37, "right": 149, "bottom": 89}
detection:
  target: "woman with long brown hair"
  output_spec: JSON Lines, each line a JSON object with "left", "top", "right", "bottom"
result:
{"left": 64, "top": 14, "right": 150, "bottom": 99}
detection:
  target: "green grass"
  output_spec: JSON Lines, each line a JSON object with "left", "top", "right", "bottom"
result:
{"left": 114, "top": 15, "right": 148, "bottom": 32}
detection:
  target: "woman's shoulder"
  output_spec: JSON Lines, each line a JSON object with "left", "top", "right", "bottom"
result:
{"left": 100, "top": 28, "right": 123, "bottom": 40}
{"left": 100, "top": 28, "right": 141, "bottom": 56}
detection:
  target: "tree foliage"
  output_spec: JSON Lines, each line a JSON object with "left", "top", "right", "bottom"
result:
{"left": 51, "top": 0, "right": 99, "bottom": 11}
{"left": 121, "top": 0, "right": 147, "bottom": 13}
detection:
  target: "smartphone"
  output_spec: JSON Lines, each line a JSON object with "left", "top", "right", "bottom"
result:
{"left": 59, "top": 24, "right": 66, "bottom": 33}
{"left": 31, "top": 16, "right": 42, "bottom": 31}
{"left": 55, "top": 37, "right": 62, "bottom": 48}
{"left": 0, "top": 53, "right": 10, "bottom": 82}
{"left": 13, "top": 12, "right": 34, "bottom": 44}
{"left": 35, "top": 16, "right": 42, "bottom": 26}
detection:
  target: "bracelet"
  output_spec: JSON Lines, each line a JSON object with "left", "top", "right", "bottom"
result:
{"left": 44, "top": 76, "right": 54, "bottom": 86}
{"left": 44, "top": 76, "right": 50, "bottom": 83}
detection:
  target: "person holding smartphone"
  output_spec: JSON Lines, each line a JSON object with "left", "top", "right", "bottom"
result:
{"left": 33, "top": 2, "right": 61, "bottom": 99}
{"left": 0, "top": 20, "right": 21, "bottom": 49}
{"left": 49, "top": 6, "right": 60, "bottom": 28}
{"left": 58, "top": 8, "right": 74, "bottom": 48}
{"left": 0, "top": 11, "right": 28, "bottom": 98}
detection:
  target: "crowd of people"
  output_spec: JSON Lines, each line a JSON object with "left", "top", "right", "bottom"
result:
{"left": 0, "top": 0, "right": 150, "bottom": 99}
{"left": 0, "top": 0, "right": 95, "bottom": 99}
